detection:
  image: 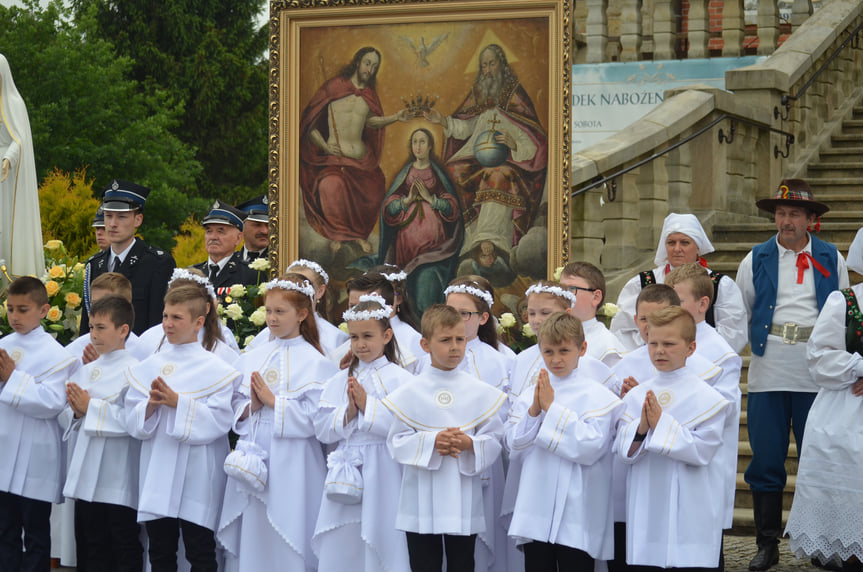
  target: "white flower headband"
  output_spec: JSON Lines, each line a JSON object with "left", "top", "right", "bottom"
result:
{"left": 288, "top": 258, "right": 329, "bottom": 285}
{"left": 444, "top": 283, "right": 494, "bottom": 308}
{"left": 265, "top": 278, "right": 316, "bottom": 301}
{"left": 380, "top": 269, "right": 407, "bottom": 282}
{"left": 525, "top": 283, "right": 576, "bottom": 307}
{"left": 342, "top": 293, "right": 393, "bottom": 322}
{"left": 169, "top": 268, "right": 216, "bottom": 300}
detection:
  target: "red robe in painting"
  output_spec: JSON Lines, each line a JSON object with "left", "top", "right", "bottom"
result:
{"left": 299, "top": 76, "right": 386, "bottom": 242}
{"left": 443, "top": 75, "right": 547, "bottom": 247}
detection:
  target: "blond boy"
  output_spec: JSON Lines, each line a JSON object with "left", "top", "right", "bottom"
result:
{"left": 383, "top": 304, "right": 506, "bottom": 572}
{"left": 507, "top": 313, "right": 622, "bottom": 566}
{"left": 615, "top": 307, "right": 730, "bottom": 568}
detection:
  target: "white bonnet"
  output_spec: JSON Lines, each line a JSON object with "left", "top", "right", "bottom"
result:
{"left": 847, "top": 227, "right": 863, "bottom": 275}
{"left": 654, "top": 213, "right": 715, "bottom": 266}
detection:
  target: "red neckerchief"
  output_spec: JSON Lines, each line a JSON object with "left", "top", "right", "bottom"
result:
{"left": 796, "top": 251, "right": 831, "bottom": 284}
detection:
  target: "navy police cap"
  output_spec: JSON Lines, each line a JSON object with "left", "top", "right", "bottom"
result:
{"left": 202, "top": 200, "right": 245, "bottom": 231}
{"left": 236, "top": 194, "right": 269, "bottom": 224}
{"left": 91, "top": 206, "right": 105, "bottom": 228}
{"left": 101, "top": 179, "right": 150, "bottom": 212}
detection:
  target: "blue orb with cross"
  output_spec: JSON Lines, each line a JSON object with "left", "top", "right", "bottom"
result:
{"left": 473, "top": 130, "right": 509, "bottom": 167}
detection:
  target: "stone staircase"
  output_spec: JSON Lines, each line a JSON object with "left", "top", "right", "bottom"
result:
{"left": 706, "top": 94, "right": 863, "bottom": 533}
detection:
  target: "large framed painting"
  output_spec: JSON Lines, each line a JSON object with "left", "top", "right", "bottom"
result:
{"left": 270, "top": 0, "right": 571, "bottom": 317}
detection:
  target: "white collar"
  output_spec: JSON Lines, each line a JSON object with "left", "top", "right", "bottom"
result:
{"left": 110, "top": 239, "right": 135, "bottom": 265}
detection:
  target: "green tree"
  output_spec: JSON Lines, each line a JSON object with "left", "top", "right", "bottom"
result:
{"left": 0, "top": 0, "right": 208, "bottom": 251}
{"left": 72, "top": 0, "right": 270, "bottom": 203}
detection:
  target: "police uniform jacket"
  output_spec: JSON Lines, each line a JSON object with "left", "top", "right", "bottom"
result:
{"left": 82, "top": 238, "right": 176, "bottom": 335}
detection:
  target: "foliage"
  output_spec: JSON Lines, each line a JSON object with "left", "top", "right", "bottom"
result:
{"left": 0, "top": 241, "right": 86, "bottom": 345}
{"left": 0, "top": 1, "right": 202, "bottom": 196}
{"left": 140, "top": 186, "right": 211, "bottom": 253}
{"left": 217, "top": 258, "right": 271, "bottom": 348}
{"left": 38, "top": 169, "right": 100, "bottom": 258}
{"left": 172, "top": 215, "right": 209, "bottom": 269}
{"left": 71, "top": 0, "right": 269, "bottom": 202}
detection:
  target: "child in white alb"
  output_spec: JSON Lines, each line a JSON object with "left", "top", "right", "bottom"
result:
{"left": 615, "top": 307, "right": 730, "bottom": 569}
{"left": 383, "top": 304, "right": 507, "bottom": 571}
{"left": 559, "top": 262, "right": 623, "bottom": 368}
{"left": 124, "top": 278, "right": 239, "bottom": 571}
{"left": 217, "top": 274, "right": 338, "bottom": 572}
{"left": 63, "top": 294, "right": 143, "bottom": 571}
{"left": 0, "top": 277, "right": 77, "bottom": 570}
{"left": 507, "top": 312, "right": 623, "bottom": 568}
{"left": 312, "top": 294, "right": 414, "bottom": 571}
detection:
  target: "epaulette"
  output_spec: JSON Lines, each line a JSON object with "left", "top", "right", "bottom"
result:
{"left": 145, "top": 244, "right": 170, "bottom": 258}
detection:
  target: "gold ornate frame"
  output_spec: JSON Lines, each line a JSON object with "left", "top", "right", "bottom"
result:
{"left": 268, "top": 0, "right": 571, "bottom": 282}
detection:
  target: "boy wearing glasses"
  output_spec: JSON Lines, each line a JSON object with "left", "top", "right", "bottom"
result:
{"left": 560, "top": 262, "right": 623, "bottom": 368}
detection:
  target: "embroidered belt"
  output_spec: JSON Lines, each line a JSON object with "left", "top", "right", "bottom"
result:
{"left": 769, "top": 322, "right": 814, "bottom": 344}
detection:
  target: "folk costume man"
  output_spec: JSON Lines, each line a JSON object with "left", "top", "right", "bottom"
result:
{"left": 192, "top": 201, "right": 257, "bottom": 296}
{"left": 735, "top": 179, "right": 849, "bottom": 571}
{"left": 81, "top": 179, "right": 176, "bottom": 336}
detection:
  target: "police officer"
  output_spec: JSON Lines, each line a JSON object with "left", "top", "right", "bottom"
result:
{"left": 82, "top": 179, "right": 176, "bottom": 335}
{"left": 236, "top": 194, "right": 269, "bottom": 263}
{"left": 192, "top": 200, "right": 257, "bottom": 296}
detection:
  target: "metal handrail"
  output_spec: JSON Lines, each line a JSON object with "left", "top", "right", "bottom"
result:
{"left": 571, "top": 114, "right": 795, "bottom": 202}
{"left": 774, "top": 18, "right": 863, "bottom": 121}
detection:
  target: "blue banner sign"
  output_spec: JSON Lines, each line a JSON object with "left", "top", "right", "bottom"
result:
{"left": 571, "top": 56, "right": 765, "bottom": 152}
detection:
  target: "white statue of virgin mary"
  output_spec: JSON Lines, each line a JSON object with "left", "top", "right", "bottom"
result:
{"left": 0, "top": 53, "right": 44, "bottom": 279}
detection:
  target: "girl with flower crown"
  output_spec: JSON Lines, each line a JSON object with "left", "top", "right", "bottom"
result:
{"left": 245, "top": 259, "right": 348, "bottom": 355}
{"left": 217, "top": 273, "right": 339, "bottom": 572}
{"left": 311, "top": 294, "right": 414, "bottom": 571}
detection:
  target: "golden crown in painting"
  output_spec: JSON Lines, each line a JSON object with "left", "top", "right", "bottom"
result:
{"left": 401, "top": 91, "right": 440, "bottom": 117}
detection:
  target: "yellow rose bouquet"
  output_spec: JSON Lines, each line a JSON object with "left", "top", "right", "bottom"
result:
{"left": 0, "top": 240, "right": 85, "bottom": 344}
{"left": 496, "top": 311, "right": 535, "bottom": 354}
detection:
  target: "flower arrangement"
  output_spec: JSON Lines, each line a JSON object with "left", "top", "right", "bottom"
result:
{"left": 0, "top": 240, "right": 85, "bottom": 345}
{"left": 496, "top": 312, "right": 536, "bottom": 354}
{"left": 216, "top": 257, "right": 270, "bottom": 349}
{"left": 596, "top": 302, "right": 620, "bottom": 329}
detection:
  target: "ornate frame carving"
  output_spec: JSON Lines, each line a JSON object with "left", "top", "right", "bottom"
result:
{"left": 269, "top": 0, "right": 570, "bottom": 286}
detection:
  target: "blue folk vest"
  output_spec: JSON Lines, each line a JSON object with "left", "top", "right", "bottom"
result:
{"left": 749, "top": 234, "right": 838, "bottom": 356}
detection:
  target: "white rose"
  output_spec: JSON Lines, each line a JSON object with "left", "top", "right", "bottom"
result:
{"left": 249, "top": 258, "right": 270, "bottom": 272}
{"left": 522, "top": 323, "right": 536, "bottom": 338}
{"left": 258, "top": 283, "right": 267, "bottom": 295}
{"left": 250, "top": 307, "right": 267, "bottom": 326}
{"left": 553, "top": 266, "right": 564, "bottom": 281}
{"left": 499, "top": 312, "right": 516, "bottom": 329}
{"left": 229, "top": 284, "right": 246, "bottom": 298}
{"left": 338, "top": 322, "right": 349, "bottom": 334}
{"left": 243, "top": 335, "right": 256, "bottom": 348}
{"left": 225, "top": 303, "right": 244, "bottom": 321}
{"left": 600, "top": 302, "right": 620, "bottom": 318}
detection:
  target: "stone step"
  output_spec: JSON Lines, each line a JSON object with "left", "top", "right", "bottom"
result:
{"left": 812, "top": 193, "right": 863, "bottom": 210}
{"left": 807, "top": 161, "right": 863, "bottom": 178}
{"left": 734, "top": 474, "right": 796, "bottom": 510}
{"left": 831, "top": 131, "right": 863, "bottom": 147}
{"left": 818, "top": 147, "right": 863, "bottom": 162}
{"left": 840, "top": 119, "right": 863, "bottom": 135}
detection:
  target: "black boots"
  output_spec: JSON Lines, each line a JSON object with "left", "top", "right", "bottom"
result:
{"left": 748, "top": 491, "right": 783, "bottom": 571}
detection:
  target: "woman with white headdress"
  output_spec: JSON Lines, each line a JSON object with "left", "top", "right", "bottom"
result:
{"left": 610, "top": 213, "right": 747, "bottom": 353}
{"left": 784, "top": 227, "right": 863, "bottom": 569}
{"left": 0, "top": 53, "right": 44, "bottom": 278}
